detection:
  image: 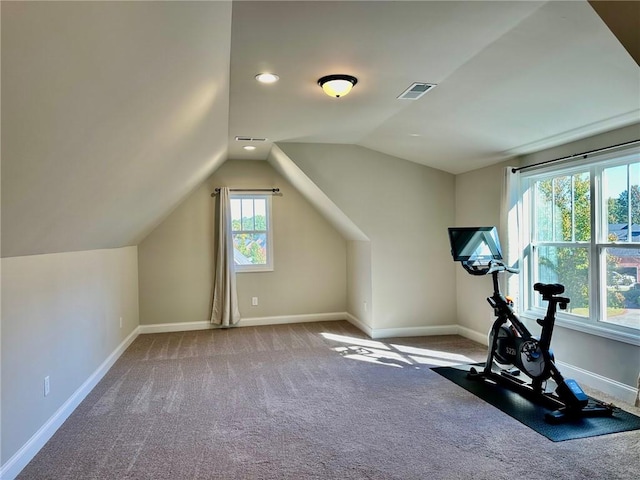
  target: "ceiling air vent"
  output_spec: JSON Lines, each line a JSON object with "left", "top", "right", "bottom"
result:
{"left": 235, "top": 136, "right": 267, "bottom": 142}
{"left": 397, "top": 82, "right": 437, "bottom": 100}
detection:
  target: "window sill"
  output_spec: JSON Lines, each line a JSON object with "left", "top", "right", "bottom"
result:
{"left": 520, "top": 310, "right": 640, "bottom": 347}
{"left": 236, "top": 266, "right": 274, "bottom": 274}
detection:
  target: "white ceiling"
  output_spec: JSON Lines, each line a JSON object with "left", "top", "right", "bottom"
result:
{"left": 1, "top": 1, "right": 638, "bottom": 257}
{"left": 228, "top": 1, "right": 639, "bottom": 174}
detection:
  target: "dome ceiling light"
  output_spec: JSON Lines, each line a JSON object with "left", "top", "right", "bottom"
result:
{"left": 317, "top": 74, "right": 358, "bottom": 98}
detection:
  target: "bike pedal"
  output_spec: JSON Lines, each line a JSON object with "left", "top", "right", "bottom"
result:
{"left": 545, "top": 409, "right": 570, "bottom": 424}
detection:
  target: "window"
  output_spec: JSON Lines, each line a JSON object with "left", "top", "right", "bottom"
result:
{"left": 519, "top": 146, "right": 640, "bottom": 344}
{"left": 230, "top": 194, "right": 273, "bottom": 272}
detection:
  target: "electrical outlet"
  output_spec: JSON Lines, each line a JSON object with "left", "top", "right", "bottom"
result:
{"left": 119, "top": 316, "right": 123, "bottom": 329}
{"left": 252, "top": 297, "right": 259, "bottom": 306}
{"left": 44, "top": 376, "right": 50, "bottom": 397}
{"left": 364, "top": 301, "right": 368, "bottom": 313}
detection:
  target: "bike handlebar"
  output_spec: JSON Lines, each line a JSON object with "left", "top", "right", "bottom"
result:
{"left": 461, "top": 259, "right": 519, "bottom": 276}
{"left": 487, "top": 261, "right": 519, "bottom": 275}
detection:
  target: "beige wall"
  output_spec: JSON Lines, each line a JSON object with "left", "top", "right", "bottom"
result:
{"left": 1, "top": 246, "right": 139, "bottom": 464}
{"left": 138, "top": 160, "right": 347, "bottom": 325}
{"left": 278, "top": 143, "right": 457, "bottom": 331}
{"left": 347, "top": 241, "right": 373, "bottom": 327}
{"left": 454, "top": 159, "right": 514, "bottom": 336}
{"left": 267, "top": 144, "right": 373, "bottom": 334}
{"left": 454, "top": 124, "right": 640, "bottom": 388}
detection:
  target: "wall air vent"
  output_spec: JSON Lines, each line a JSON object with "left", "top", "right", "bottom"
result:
{"left": 397, "top": 82, "right": 437, "bottom": 100}
{"left": 235, "top": 136, "right": 267, "bottom": 142}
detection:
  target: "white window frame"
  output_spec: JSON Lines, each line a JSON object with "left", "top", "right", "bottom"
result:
{"left": 518, "top": 145, "right": 640, "bottom": 346}
{"left": 230, "top": 193, "right": 274, "bottom": 273}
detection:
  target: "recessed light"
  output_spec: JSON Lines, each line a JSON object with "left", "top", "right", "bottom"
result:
{"left": 255, "top": 73, "right": 279, "bottom": 84}
{"left": 243, "top": 145, "right": 257, "bottom": 151}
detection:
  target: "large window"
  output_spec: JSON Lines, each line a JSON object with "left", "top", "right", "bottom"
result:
{"left": 230, "top": 194, "right": 273, "bottom": 272}
{"left": 520, "top": 146, "right": 639, "bottom": 343}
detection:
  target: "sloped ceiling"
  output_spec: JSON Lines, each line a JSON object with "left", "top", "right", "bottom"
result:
{"left": 2, "top": 1, "right": 638, "bottom": 258}
{"left": 1, "top": 1, "right": 232, "bottom": 257}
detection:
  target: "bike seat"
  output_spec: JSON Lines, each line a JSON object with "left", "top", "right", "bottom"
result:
{"left": 534, "top": 283, "right": 565, "bottom": 296}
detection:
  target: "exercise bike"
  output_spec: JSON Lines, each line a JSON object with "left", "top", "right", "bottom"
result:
{"left": 448, "top": 226, "right": 615, "bottom": 424}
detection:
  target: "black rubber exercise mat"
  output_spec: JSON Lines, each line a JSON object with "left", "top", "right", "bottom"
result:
{"left": 432, "top": 363, "right": 640, "bottom": 442}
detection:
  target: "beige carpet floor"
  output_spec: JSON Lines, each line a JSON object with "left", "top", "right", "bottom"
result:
{"left": 18, "top": 320, "right": 640, "bottom": 479}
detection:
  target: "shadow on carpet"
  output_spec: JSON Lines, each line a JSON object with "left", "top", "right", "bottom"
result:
{"left": 432, "top": 363, "right": 640, "bottom": 442}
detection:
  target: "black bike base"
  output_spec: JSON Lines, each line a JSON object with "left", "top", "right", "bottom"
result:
{"left": 467, "top": 366, "right": 614, "bottom": 424}
{"left": 433, "top": 364, "right": 640, "bottom": 442}
{"left": 544, "top": 405, "right": 614, "bottom": 424}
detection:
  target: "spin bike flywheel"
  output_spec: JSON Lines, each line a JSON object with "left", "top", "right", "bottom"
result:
{"left": 518, "top": 340, "right": 548, "bottom": 379}
{"left": 489, "top": 326, "right": 549, "bottom": 379}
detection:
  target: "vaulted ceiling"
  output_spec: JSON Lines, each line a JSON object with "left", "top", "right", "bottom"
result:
{"left": 228, "top": 1, "right": 638, "bottom": 172}
{"left": 2, "top": 1, "right": 639, "bottom": 257}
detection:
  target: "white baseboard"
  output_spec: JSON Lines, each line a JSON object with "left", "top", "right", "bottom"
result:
{"left": 556, "top": 360, "right": 639, "bottom": 405}
{"left": 138, "top": 321, "right": 215, "bottom": 334}
{"left": 240, "top": 312, "right": 345, "bottom": 326}
{"left": 344, "top": 313, "right": 460, "bottom": 340}
{"left": 344, "top": 312, "right": 373, "bottom": 337}
{"left": 456, "top": 325, "right": 489, "bottom": 346}
{"left": 140, "top": 313, "right": 458, "bottom": 341}
{"left": 370, "top": 324, "right": 459, "bottom": 339}
{"left": 0, "top": 327, "right": 140, "bottom": 480}
{"left": 138, "top": 312, "right": 346, "bottom": 334}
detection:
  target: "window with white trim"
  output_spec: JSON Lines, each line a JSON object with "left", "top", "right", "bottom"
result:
{"left": 519, "top": 145, "right": 640, "bottom": 343}
{"left": 230, "top": 194, "right": 273, "bottom": 272}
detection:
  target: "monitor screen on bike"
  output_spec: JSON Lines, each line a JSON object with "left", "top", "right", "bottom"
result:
{"left": 448, "top": 226, "right": 503, "bottom": 263}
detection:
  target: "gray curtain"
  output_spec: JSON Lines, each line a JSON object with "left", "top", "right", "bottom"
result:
{"left": 211, "top": 187, "right": 241, "bottom": 326}
{"left": 501, "top": 166, "right": 520, "bottom": 301}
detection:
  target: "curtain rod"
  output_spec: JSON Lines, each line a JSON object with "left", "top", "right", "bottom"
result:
{"left": 511, "top": 139, "right": 640, "bottom": 174}
{"left": 210, "top": 188, "right": 280, "bottom": 197}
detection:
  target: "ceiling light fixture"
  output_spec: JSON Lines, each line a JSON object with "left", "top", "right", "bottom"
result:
{"left": 255, "top": 73, "right": 279, "bottom": 84}
{"left": 243, "top": 145, "right": 257, "bottom": 151}
{"left": 317, "top": 74, "right": 358, "bottom": 98}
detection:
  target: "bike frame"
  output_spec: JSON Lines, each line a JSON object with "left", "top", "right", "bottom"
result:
{"left": 468, "top": 261, "right": 568, "bottom": 401}
{"left": 454, "top": 237, "right": 614, "bottom": 423}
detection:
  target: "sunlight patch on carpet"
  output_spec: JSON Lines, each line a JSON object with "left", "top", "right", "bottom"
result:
{"left": 323, "top": 332, "right": 476, "bottom": 368}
